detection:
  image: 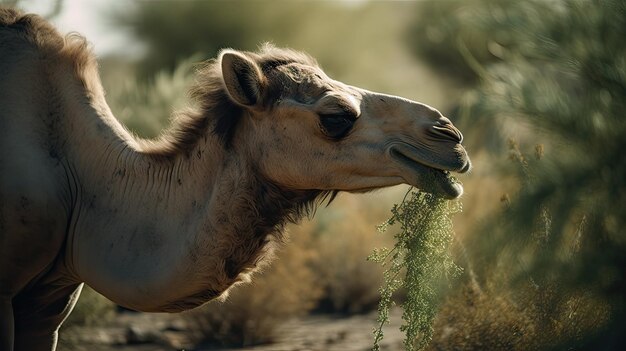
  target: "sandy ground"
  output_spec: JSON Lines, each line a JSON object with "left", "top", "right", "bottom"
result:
{"left": 59, "top": 309, "right": 405, "bottom": 351}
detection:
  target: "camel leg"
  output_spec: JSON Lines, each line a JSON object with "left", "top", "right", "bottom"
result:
{"left": 13, "top": 283, "right": 83, "bottom": 351}
{"left": 0, "top": 191, "right": 70, "bottom": 350}
{"left": 0, "top": 297, "right": 14, "bottom": 351}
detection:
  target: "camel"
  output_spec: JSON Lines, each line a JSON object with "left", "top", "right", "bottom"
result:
{"left": 0, "top": 8, "right": 471, "bottom": 351}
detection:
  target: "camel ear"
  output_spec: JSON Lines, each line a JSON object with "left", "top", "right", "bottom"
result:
{"left": 220, "top": 50, "right": 265, "bottom": 107}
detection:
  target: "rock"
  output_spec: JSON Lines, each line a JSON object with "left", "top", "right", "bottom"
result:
{"left": 126, "top": 325, "right": 161, "bottom": 344}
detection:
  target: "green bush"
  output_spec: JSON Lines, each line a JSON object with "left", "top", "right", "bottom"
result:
{"left": 102, "top": 56, "right": 197, "bottom": 138}
{"left": 370, "top": 190, "right": 462, "bottom": 351}
{"left": 413, "top": 0, "right": 626, "bottom": 348}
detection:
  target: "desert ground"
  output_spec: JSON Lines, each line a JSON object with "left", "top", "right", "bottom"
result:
{"left": 60, "top": 308, "right": 405, "bottom": 351}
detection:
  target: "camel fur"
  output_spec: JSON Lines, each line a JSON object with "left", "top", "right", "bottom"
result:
{"left": 0, "top": 8, "right": 470, "bottom": 351}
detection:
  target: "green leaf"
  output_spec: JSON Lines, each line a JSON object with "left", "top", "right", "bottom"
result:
{"left": 371, "top": 188, "right": 461, "bottom": 351}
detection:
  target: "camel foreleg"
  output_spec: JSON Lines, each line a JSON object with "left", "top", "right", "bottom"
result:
{"left": 0, "top": 296, "right": 14, "bottom": 351}
{"left": 13, "top": 283, "right": 83, "bottom": 351}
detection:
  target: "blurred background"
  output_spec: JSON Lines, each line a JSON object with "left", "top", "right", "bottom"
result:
{"left": 3, "top": 0, "right": 625, "bottom": 350}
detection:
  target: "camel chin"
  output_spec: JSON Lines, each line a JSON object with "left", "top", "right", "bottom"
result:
{"left": 389, "top": 146, "right": 468, "bottom": 199}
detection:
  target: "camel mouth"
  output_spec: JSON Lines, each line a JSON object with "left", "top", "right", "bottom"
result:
{"left": 389, "top": 146, "right": 466, "bottom": 199}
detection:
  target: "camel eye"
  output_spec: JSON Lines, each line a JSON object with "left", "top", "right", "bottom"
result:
{"left": 319, "top": 113, "right": 355, "bottom": 139}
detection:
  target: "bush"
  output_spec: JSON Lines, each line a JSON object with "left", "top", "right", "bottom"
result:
{"left": 184, "top": 229, "right": 322, "bottom": 347}
{"left": 429, "top": 281, "right": 610, "bottom": 351}
{"left": 411, "top": 0, "right": 626, "bottom": 348}
{"left": 102, "top": 56, "right": 197, "bottom": 138}
{"left": 305, "top": 193, "right": 395, "bottom": 314}
{"left": 62, "top": 285, "right": 116, "bottom": 327}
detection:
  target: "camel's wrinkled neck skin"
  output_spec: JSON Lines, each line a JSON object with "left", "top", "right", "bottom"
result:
{"left": 56, "top": 66, "right": 297, "bottom": 312}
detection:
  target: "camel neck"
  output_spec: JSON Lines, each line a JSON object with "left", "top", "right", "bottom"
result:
{"left": 59, "top": 76, "right": 319, "bottom": 311}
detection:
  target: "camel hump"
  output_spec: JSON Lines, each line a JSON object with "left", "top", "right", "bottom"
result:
{"left": 0, "top": 8, "right": 64, "bottom": 51}
{"left": 0, "top": 7, "right": 28, "bottom": 26}
{"left": 1, "top": 7, "right": 94, "bottom": 76}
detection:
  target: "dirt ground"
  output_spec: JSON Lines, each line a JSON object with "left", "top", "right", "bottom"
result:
{"left": 59, "top": 308, "right": 405, "bottom": 351}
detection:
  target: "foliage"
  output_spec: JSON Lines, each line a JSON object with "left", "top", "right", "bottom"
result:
{"left": 369, "top": 189, "right": 461, "bottom": 351}
{"left": 412, "top": 0, "right": 626, "bottom": 347}
{"left": 429, "top": 281, "right": 609, "bottom": 351}
{"left": 304, "top": 194, "right": 395, "bottom": 314}
{"left": 62, "top": 285, "right": 116, "bottom": 327}
{"left": 115, "top": 0, "right": 366, "bottom": 79}
{"left": 102, "top": 56, "right": 198, "bottom": 138}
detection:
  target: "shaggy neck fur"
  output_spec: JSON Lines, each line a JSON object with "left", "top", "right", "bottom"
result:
{"left": 65, "top": 86, "right": 326, "bottom": 311}
{"left": 149, "top": 150, "right": 324, "bottom": 311}
{"left": 64, "top": 70, "right": 326, "bottom": 312}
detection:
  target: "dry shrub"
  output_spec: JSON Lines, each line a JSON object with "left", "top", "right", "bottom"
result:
{"left": 308, "top": 221, "right": 383, "bottom": 313}
{"left": 184, "top": 229, "right": 322, "bottom": 347}
{"left": 62, "top": 285, "right": 116, "bottom": 327}
{"left": 304, "top": 193, "right": 398, "bottom": 314}
{"left": 430, "top": 284, "right": 536, "bottom": 351}
{"left": 429, "top": 281, "right": 610, "bottom": 351}
{"left": 523, "top": 283, "right": 611, "bottom": 349}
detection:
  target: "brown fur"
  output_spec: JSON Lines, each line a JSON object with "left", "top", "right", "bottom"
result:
{"left": 1, "top": 7, "right": 471, "bottom": 350}
{"left": 0, "top": 8, "right": 318, "bottom": 158}
{"left": 159, "top": 176, "right": 332, "bottom": 312}
{"left": 1, "top": 8, "right": 335, "bottom": 314}
{"left": 148, "top": 45, "right": 320, "bottom": 156}
{"left": 0, "top": 8, "right": 99, "bottom": 93}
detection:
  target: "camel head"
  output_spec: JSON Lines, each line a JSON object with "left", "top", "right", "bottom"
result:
{"left": 212, "top": 46, "right": 471, "bottom": 199}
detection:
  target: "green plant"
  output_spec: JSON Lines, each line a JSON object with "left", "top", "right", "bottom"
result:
{"left": 369, "top": 189, "right": 461, "bottom": 351}
{"left": 411, "top": 0, "right": 626, "bottom": 347}
{"left": 103, "top": 55, "right": 198, "bottom": 138}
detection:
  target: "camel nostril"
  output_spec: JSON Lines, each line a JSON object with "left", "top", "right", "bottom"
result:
{"left": 431, "top": 125, "right": 464, "bottom": 143}
{"left": 459, "top": 159, "right": 472, "bottom": 173}
{"left": 438, "top": 116, "right": 452, "bottom": 125}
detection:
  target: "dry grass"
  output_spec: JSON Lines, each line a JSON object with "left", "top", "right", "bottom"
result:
{"left": 304, "top": 193, "right": 397, "bottom": 314}
{"left": 429, "top": 280, "right": 610, "bottom": 351}
{"left": 183, "top": 226, "right": 323, "bottom": 347}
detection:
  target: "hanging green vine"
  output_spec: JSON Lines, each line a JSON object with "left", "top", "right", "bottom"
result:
{"left": 369, "top": 188, "right": 462, "bottom": 351}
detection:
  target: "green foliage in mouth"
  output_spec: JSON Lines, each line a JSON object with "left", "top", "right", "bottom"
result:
{"left": 369, "top": 188, "right": 462, "bottom": 351}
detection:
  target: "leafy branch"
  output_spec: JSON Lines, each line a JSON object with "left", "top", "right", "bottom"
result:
{"left": 369, "top": 188, "right": 462, "bottom": 351}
